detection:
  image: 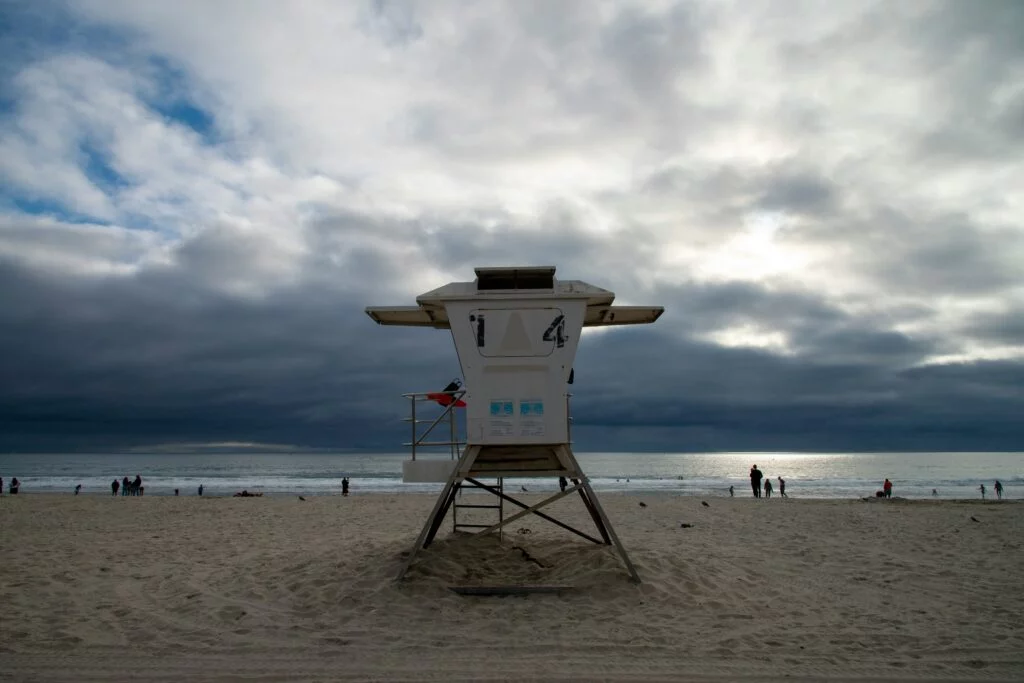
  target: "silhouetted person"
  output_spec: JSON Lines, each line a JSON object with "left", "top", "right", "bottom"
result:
{"left": 198, "top": 484, "right": 204, "bottom": 496}
{"left": 883, "top": 478, "right": 892, "bottom": 499}
{"left": 778, "top": 476, "right": 787, "bottom": 498}
{"left": 558, "top": 476, "right": 567, "bottom": 493}
{"left": 979, "top": 483, "right": 986, "bottom": 500}
{"left": 122, "top": 476, "right": 130, "bottom": 497}
{"left": 932, "top": 488, "right": 938, "bottom": 497}
{"left": 750, "top": 465, "right": 763, "bottom": 498}
{"left": 112, "top": 479, "right": 120, "bottom": 496}
{"left": 729, "top": 485, "right": 734, "bottom": 497}
{"left": 9, "top": 477, "right": 20, "bottom": 494}
{"left": 994, "top": 480, "right": 1003, "bottom": 500}
{"left": 764, "top": 479, "right": 773, "bottom": 498}
{"left": 174, "top": 488, "right": 179, "bottom": 496}
{"left": 342, "top": 477, "right": 350, "bottom": 496}
{"left": 132, "top": 475, "right": 142, "bottom": 496}
{"left": 74, "top": 484, "right": 81, "bottom": 495}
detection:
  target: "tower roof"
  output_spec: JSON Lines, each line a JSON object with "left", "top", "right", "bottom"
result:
{"left": 366, "top": 266, "right": 663, "bottom": 328}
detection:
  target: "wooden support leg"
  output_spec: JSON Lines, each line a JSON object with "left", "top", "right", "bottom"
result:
{"left": 395, "top": 445, "right": 479, "bottom": 582}
{"left": 560, "top": 446, "right": 641, "bottom": 583}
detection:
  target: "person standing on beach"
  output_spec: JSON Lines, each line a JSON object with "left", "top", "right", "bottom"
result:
{"left": 764, "top": 478, "right": 773, "bottom": 498}
{"left": 994, "top": 480, "right": 1003, "bottom": 500}
{"left": 729, "top": 485, "right": 734, "bottom": 497}
{"left": 750, "top": 465, "right": 763, "bottom": 498}
{"left": 9, "top": 477, "right": 20, "bottom": 494}
{"left": 198, "top": 484, "right": 204, "bottom": 496}
{"left": 122, "top": 476, "right": 130, "bottom": 496}
{"left": 778, "top": 477, "right": 787, "bottom": 498}
{"left": 979, "top": 483, "right": 986, "bottom": 499}
{"left": 883, "top": 478, "right": 892, "bottom": 499}
{"left": 342, "top": 477, "right": 350, "bottom": 496}
{"left": 112, "top": 479, "right": 119, "bottom": 496}
{"left": 559, "top": 476, "right": 567, "bottom": 492}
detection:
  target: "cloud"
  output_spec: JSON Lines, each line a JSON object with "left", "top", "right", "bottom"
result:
{"left": 0, "top": 0, "right": 1022, "bottom": 452}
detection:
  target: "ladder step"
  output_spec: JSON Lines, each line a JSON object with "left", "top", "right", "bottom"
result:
{"left": 453, "top": 523, "right": 496, "bottom": 528}
{"left": 453, "top": 503, "right": 503, "bottom": 509}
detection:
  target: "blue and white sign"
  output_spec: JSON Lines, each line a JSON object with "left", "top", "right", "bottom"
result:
{"left": 490, "top": 400, "right": 514, "bottom": 416}
{"left": 520, "top": 400, "right": 544, "bottom": 416}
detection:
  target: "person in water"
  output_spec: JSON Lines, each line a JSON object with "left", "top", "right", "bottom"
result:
{"left": 750, "top": 465, "right": 763, "bottom": 498}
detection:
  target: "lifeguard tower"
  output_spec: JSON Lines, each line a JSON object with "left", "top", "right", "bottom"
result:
{"left": 366, "top": 266, "right": 663, "bottom": 582}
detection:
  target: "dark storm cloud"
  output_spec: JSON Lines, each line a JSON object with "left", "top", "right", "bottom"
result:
{"left": 0, "top": 216, "right": 465, "bottom": 452}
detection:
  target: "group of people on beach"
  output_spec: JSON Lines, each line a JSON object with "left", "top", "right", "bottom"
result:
{"left": 726, "top": 466, "right": 788, "bottom": 498}
{"left": 111, "top": 475, "right": 144, "bottom": 496}
{"left": 748, "top": 465, "right": 786, "bottom": 499}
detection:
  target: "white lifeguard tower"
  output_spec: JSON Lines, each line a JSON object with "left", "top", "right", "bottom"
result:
{"left": 366, "top": 266, "right": 663, "bottom": 582}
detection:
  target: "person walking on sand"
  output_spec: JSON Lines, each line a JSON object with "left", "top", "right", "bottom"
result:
{"left": 883, "top": 478, "right": 892, "bottom": 499}
{"left": 764, "top": 478, "right": 773, "bottom": 498}
{"left": 979, "top": 483, "right": 986, "bottom": 500}
{"left": 750, "top": 465, "right": 763, "bottom": 498}
{"left": 778, "top": 477, "right": 787, "bottom": 498}
{"left": 994, "top": 480, "right": 1003, "bottom": 500}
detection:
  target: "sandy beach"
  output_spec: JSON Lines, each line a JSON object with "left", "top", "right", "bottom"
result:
{"left": 1, "top": 492, "right": 1022, "bottom": 682}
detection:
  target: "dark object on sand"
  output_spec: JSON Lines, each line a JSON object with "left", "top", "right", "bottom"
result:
{"left": 449, "top": 585, "right": 572, "bottom": 596}
{"left": 971, "top": 516, "right": 980, "bottom": 523}
{"left": 701, "top": 501, "right": 709, "bottom": 507}
{"left": 638, "top": 502, "right": 647, "bottom": 508}
{"left": 875, "top": 490, "right": 886, "bottom": 498}
{"left": 233, "top": 490, "right": 263, "bottom": 497}
{"left": 521, "top": 486, "right": 529, "bottom": 492}
{"left": 298, "top": 496, "right": 306, "bottom": 501}
{"left": 680, "top": 523, "right": 693, "bottom": 528}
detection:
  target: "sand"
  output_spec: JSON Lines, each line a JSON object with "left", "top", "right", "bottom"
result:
{"left": 1, "top": 491, "right": 1022, "bottom": 682}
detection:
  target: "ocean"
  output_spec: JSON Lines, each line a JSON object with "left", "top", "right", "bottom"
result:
{"left": 0, "top": 451, "right": 1020, "bottom": 500}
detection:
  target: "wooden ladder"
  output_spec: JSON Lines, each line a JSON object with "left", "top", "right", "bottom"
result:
{"left": 452, "top": 477, "right": 505, "bottom": 540}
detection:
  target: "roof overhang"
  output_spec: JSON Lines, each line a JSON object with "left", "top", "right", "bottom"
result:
{"left": 365, "top": 303, "right": 664, "bottom": 328}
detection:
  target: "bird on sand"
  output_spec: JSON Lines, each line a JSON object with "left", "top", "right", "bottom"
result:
{"left": 298, "top": 496, "right": 306, "bottom": 501}
{"left": 638, "top": 502, "right": 647, "bottom": 508}
{"left": 521, "top": 486, "right": 529, "bottom": 492}
{"left": 970, "top": 516, "right": 980, "bottom": 523}
{"left": 701, "top": 501, "right": 710, "bottom": 507}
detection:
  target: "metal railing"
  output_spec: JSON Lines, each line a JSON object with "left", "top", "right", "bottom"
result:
{"left": 401, "top": 389, "right": 467, "bottom": 461}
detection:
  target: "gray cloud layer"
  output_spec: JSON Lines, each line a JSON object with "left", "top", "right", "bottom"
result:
{"left": 1, "top": 0, "right": 1022, "bottom": 452}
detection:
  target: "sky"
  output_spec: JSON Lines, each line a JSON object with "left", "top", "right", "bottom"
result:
{"left": 1, "top": 0, "right": 1022, "bottom": 453}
